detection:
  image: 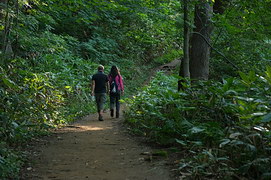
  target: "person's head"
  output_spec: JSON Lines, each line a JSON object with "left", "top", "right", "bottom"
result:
{"left": 110, "top": 65, "right": 119, "bottom": 77}
{"left": 98, "top": 65, "right": 104, "bottom": 72}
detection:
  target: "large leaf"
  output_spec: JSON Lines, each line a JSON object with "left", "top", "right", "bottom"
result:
{"left": 189, "top": 127, "right": 205, "bottom": 134}
{"left": 175, "top": 138, "right": 187, "bottom": 146}
{"left": 261, "top": 113, "right": 271, "bottom": 123}
{"left": 1, "top": 75, "right": 20, "bottom": 90}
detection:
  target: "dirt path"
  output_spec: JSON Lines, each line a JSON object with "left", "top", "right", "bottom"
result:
{"left": 22, "top": 60, "right": 182, "bottom": 180}
{"left": 22, "top": 110, "right": 173, "bottom": 180}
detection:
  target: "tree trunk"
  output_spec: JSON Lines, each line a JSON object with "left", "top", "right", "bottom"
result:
{"left": 189, "top": 1, "right": 213, "bottom": 80}
{"left": 178, "top": 0, "right": 190, "bottom": 90}
{"left": 1, "top": 0, "right": 14, "bottom": 61}
{"left": 1, "top": 0, "right": 8, "bottom": 52}
{"left": 0, "top": 0, "right": 5, "bottom": 20}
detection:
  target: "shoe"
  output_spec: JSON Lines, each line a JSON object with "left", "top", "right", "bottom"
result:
{"left": 116, "top": 112, "right": 119, "bottom": 118}
{"left": 110, "top": 109, "right": 114, "bottom": 117}
{"left": 99, "top": 115, "right": 103, "bottom": 121}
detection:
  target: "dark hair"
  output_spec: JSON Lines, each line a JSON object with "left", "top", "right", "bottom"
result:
{"left": 110, "top": 65, "right": 119, "bottom": 78}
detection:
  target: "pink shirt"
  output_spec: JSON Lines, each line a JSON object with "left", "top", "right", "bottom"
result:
{"left": 108, "top": 74, "right": 124, "bottom": 91}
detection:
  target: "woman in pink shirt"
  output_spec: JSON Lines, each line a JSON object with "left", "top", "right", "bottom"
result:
{"left": 108, "top": 65, "right": 124, "bottom": 118}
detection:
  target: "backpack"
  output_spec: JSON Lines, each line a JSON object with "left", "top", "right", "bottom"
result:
{"left": 110, "top": 76, "right": 119, "bottom": 94}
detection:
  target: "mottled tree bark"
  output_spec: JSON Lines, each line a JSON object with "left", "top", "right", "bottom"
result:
{"left": 189, "top": 1, "right": 213, "bottom": 80}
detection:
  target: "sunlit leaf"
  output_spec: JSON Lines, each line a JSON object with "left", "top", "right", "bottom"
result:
{"left": 175, "top": 138, "right": 187, "bottom": 146}
{"left": 189, "top": 127, "right": 205, "bottom": 134}
{"left": 219, "top": 139, "right": 231, "bottom": 148}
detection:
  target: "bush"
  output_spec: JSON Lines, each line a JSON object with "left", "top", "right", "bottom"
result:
{"left": 124, "top": 68, "right": 271, "bottom": 178}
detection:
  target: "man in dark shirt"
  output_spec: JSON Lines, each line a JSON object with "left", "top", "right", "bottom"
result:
{"left": 91, "top": 65, "right": 109, "bottom": 121}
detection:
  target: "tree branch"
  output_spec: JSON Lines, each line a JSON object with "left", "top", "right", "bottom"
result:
{"left": 191, "top": 31, "right": 239, "bottom": 70}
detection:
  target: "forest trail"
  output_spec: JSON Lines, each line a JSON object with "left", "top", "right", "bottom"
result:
{"left": 22, "top": 110, "right": 172, "bottom": 180}
{"left": 22, "top": 60, "right": 181, "bottom": 180}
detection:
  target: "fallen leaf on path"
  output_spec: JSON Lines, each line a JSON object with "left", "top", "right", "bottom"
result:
{"left": 57, "top": 136, "right": 62, "bottom": 140}
{"left": 174, "top": 160, "right": 180, "bottom": 164}
{"left": 138, "top": 157, "right": 145, "bottom": 161}
{"left": 140, "top": 152, "right": 151, "bottom": 155}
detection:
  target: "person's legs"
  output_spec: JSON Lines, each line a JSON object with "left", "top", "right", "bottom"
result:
{"left": 115, "top": 94, "right": 120, "bottom": 118}
{"left": 95, "top": 93, "right": 106, "bottom": 121}
{"left": 110, "top": 94, "right": 115, "bottom": 117}
{"left": 95, "top": 94, "right": 101, "bottom": 120}
{"left": 100, "top": 93, "right": 106, "bottom": 111}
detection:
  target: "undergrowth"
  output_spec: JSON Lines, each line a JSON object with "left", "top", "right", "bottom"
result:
{"left": 0, "top": 56, "right": 154, "bottom": 179}
{"left": 124, "top": 69, "right": 271, "bottom": 179}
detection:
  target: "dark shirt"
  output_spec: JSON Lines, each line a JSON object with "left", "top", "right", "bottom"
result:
{"left": 92, "top": 71, "right": 109, "bottom": 93}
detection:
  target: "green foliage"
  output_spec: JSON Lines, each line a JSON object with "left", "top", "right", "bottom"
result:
{"left": 125, "top": 69, "right": 271, "bottom": 178}
{"left": 153, "top": 49, "right": 183, "bottom": 65}
{"left": 0, "top": 142, "right": 23, "bottom": 179}
{"left": 36, "top": 0, "right": 181, "bottom": 64}
{"left": 211, "top": 0, "right": 271, "bottom": 78}
{"left": 1, "top": 0, "right": 271, "bottom": 178}
{"left": 80, "top": 36, "right": 120, "bottom": 64}
{"left": 0, "top": 31, "right": 99, "bottom": 178}
{"left": 1, "top": 0, "right": 182, "bottom": 177}
{"left": 0, "top": 55, "right": 99, "bottom": 178}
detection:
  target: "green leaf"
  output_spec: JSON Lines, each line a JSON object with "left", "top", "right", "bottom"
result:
{"left": 219, "top": 139, "right": 231, "bottom": 148}
{"left": 1, "top": 75, "right": 20, "bottom": 90}
{"left": 175, "top": 139, "right": 187, "bottom": 146}
{"left": 265, "top": 66, "right": 271, "bottom": 84}
{"left": 229, "top": 132, "right": 242, "bottom": 139}
{"left": 261, "top": 173, "right": 271, "bottom": 180}
{"left": 189, "top": 127, "right": 205, "bottom": 134}
{"left": 224, "top": 90, "right": 238, "bottom": 96}
{"left": 239, "top": 72, "right": 249, "bottom": 83}
{"left": 191, "top": 141, "right": 203, "bottom": 146}
{"left": 261, "top": 113, "right": 271, "bottom": 123}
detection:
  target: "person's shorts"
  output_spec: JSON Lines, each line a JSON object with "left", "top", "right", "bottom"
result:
{"left": 95, "top": 93, "right": 106, "bottom": 111}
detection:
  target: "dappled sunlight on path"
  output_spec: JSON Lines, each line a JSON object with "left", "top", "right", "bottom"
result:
{"left": 22, "top": 109, "right": 172, "bottom": 180}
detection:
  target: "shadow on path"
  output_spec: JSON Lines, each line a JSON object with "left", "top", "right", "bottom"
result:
{"left": 22, "top": 110, "right": 172, "bottom": 180}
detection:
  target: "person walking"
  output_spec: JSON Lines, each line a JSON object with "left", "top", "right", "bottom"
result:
{"left": 108, "top": 65, "right": 124, "bottom": 118}
{"left": 91, "top": 65, "right": 109, "bottom": 121}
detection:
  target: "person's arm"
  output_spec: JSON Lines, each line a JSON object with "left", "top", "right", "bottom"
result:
{"left": 119, "top": 75, "right": 124, "bottom": 94}
{"left": 106, "top": 81, "right": 110, "bottom": 95}
{"left": 91, "top": 80, "right": 95, "bottom": 96}
{"left": 106, "top": 75, "right": 110, "bottom": 95}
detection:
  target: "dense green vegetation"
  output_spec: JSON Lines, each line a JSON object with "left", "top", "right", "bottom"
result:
{"left": 125, "top": 70, "right": 271, "bottom": 178}
{"left": 210, "top": 0, "right": 271, "bottom": 78}
{"left": 0, "top": 0, "right": 270, "bottom": 179}
{"left": 0, "top": 0, "right": 180, "bottom": 178}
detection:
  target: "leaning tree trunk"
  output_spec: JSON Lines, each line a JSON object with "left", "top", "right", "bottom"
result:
{"left": 189, "top": 1, "right": 213, "bottom": 80}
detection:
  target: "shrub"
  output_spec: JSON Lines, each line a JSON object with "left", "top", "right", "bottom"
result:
{"left": 124, "top": 68, "right": 271, "bottom": 178}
